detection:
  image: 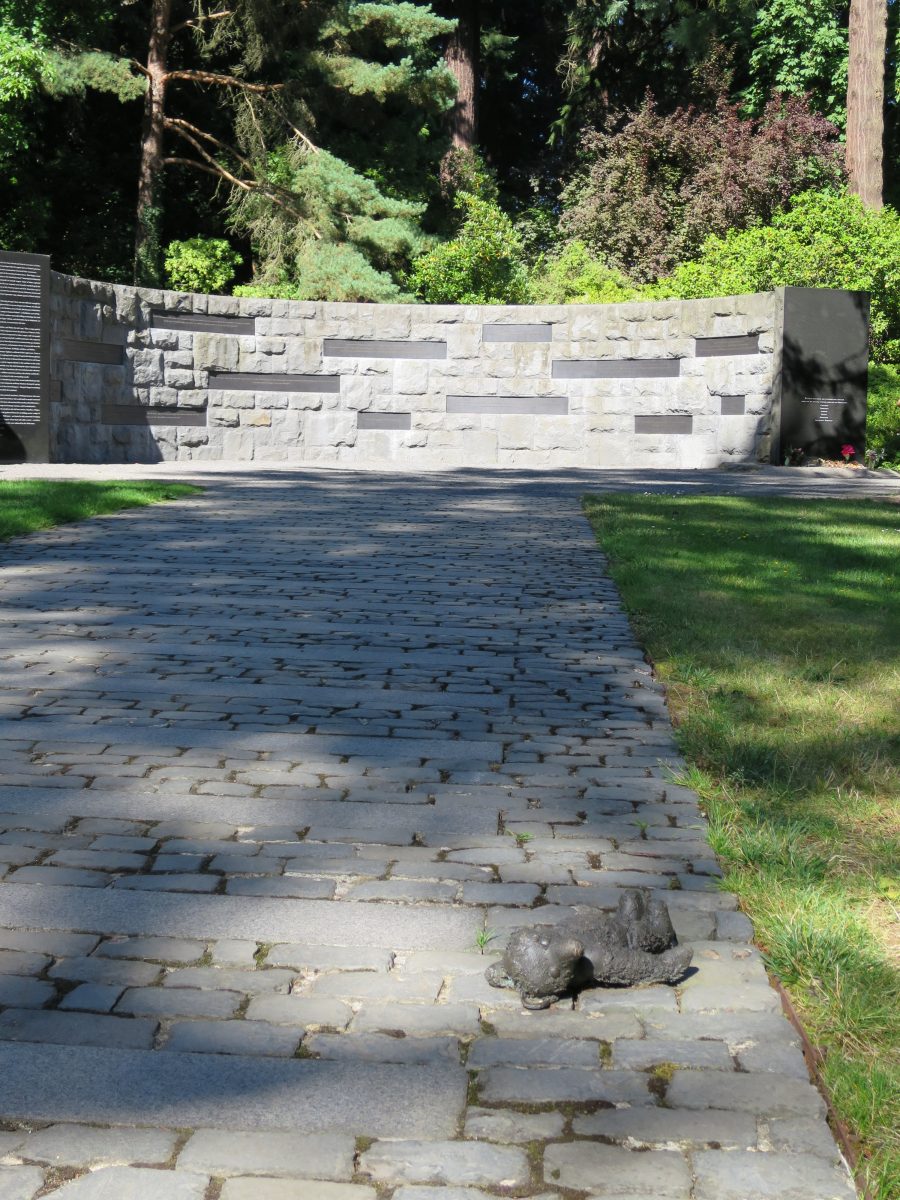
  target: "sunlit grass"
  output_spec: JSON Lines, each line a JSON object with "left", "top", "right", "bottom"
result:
{"left": 584, "top": 494, "right": 900, "bottom": 1199}
{"left": 0, "top": 480, "right": 202, "bottom": 541}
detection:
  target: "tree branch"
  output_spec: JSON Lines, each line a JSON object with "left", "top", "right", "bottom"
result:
{"left": 165, "top": 116, "right": 257, "bottom": 177}
{"left": 170, "top": 10, "right": 234, "bottom": 36}
{"left": 166, "top": 69, "right": 283, "bottom": 93}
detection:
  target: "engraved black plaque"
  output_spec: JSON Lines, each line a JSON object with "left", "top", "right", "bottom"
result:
{"left": 357, "top": 411, "right": 411, "bottom": 430}
{"left": 776, "top": 287, "right": 869, "bottom": 461}
{"left": 151, "top": 311, "right": 256, "bottom": 335}
{"left": 446, "top": 395, "right": 568, "bottom": 415}
{"left": 695, "top": 334, "right": 760, "bottom": 357}
{"left": 0, "top": 251, "right": 50, "bottom": 462}
{"left": 634, "top": 415, "right": 693, "bottom": 435}
{"left": 552, "top": 359, "right": 680, "bottom": 379}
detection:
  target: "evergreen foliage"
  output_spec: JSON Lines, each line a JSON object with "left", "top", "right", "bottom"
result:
{"left": 409, "top": 190, "right": 528, "bottom": 303}
{"left": 655, "top": 191, "right": 900, "bottom": 362}
{"left": 528, "top": 241, "right": 639, "bottom": 305}
{"left": 164, "top": 237, "right": 242, "bottom": 294}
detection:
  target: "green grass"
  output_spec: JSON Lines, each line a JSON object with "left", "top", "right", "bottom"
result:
{"left": 583, "top": 494, "right": 900, "bottom": 1199}
{"left": 0, "top": 480, "right": 201, "bottom": 541}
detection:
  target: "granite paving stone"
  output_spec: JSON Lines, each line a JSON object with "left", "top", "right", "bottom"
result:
{"left": 0, "top": 466, "right": 862, "bottom": 1195}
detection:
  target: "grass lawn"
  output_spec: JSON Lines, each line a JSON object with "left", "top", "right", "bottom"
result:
{"left": 0, "top": 480, "right": 201, "bottom": 542}
{"left": 584, "top": 493, "right": 899, "bottom": 1200}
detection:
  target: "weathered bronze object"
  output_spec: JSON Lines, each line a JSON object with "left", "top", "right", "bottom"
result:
{"left": 485, "top": 888, "right": 693, "bottom": 1009}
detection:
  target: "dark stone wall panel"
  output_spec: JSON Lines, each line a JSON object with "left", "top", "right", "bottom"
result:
{"left": 323, "top": 339, "right": 446, "bottom": 360}
{"left": 102, "top": 405, "right": 207, "bottom": 427}
{"left": 552, "top": 359, "right": 680, "bottom": 379}
{"left": 151, "top": 311, "right": 256, "bottom": 335}
{"left": 695, "top": 335, "right": 760, "bottom": 357}
{"left": 482, "top": 324, "right": 552, "bottom": 343}
{"left": 634, "top": 415, "right": 693, "bottom": 434}
{"left": 60, "top": 340, "right": 124, "bottom": 366}
{"left": 207, "top": 372, "right": 340, "bottom": 393}
{"left": 446, "top": 395, "right": 568, "bottom": 415}
{"left": 357, "top": 412, "right": 411, "bottom": 430}
{"left": 720, "top": 395, "right": 746, "bottom": 415}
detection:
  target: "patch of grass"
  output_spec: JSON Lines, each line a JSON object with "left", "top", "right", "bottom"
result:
{"left": 583, "top": 493, "right": 900, "bottom": 1200}
{"left": 0, "top": 480, "right": 201, "bottom": 541}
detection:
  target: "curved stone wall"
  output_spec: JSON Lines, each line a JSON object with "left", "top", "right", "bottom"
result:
{"left": 48, "top": 273, "right": 781, "bottom": 467}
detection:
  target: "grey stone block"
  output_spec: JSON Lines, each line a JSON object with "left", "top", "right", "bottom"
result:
{"left": 467, "top": 1037, "right": 600, "bottom": 1068}
{"left": 572, "top": 1107, "right": 757, "bottom": 1150}
{"left": 0, "top": 976, "right": 54, "bottom": 1008}
{"left": 163, "top": 1019, "right": 301, "bottom": 1056}
{"left": 0, "top": 930, "right": 97, "bottom": 957}
{"left": 666, "top": 1071, "right": 825, "bottom": 1117}
{"left": 36, "top": 1167, "right": 207, "bottom": 1198}
{"left": 114, "top": 874, "right": 218, "bottom": 892}
{"left": 245, "top": 995, "right": 352, "bottom": 1028}
{"left": 11, "top": 866, "right": 110, "bottom": 887}
{"left": 611, "top": 1037, "right": 734, "bottom": 1070}
{"left": 177, "top": 1129, "right": 354, "bottom": 1178}
{"left": 463, "top": 1107, "right": 565, "bottom": 1143}
{"left": 360, "top": 1141, "right": 529, "bottom": 1188}
{"left": 58, "top": 984, "right": 124, "bottom": 1013}
{"left": 162, "top": 967, "right": 295, "bottom": 994}
{"left": 21, "top": 1123, "right": 177, "bottom": 1166}
{"left": 0, "top": 1043, "right": 467, "bottom": 1137}
{"left": 220, "top": 1182, "right": 376, "bottom": 1200}
{"left": 304, "top": 1033, "right": 459, "bottom": 1064}
{"left": 351, "top": 1003, "right": 480, "bottom": 1037}
{"left": 0, "top": 1167, "right": 44, "bottom": 1200}
{"left": 0, "top": 949, "right": 50, "bottom": 976}
{"left": 768, "top": 1118, "right": 842, "bottom": 1160}
{"left": 49, "top": 957, "right": 161, "bottom": 987}
{"left": 0, "top": 1008, "right": 156, "bottom": 1050}
{"left": 543, "top": 1143, "right": 691, "bottom": 1197}
{"left": 226, "top": 876, "right": 335, "bottom": 899}
{"left": 692, "top": 1151, "right": 855, "bottom": 1199}
{"left": 478, "top": 1067, "right": 652, "bottom": 1105}
{"left": 94, "top": 936, "right": 206, "bottom": 963}
{"left": 116, "top": 987, "right": 240, "bottom": 1019}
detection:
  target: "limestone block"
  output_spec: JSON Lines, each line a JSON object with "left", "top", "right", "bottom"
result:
{"left": 257, "top": 338, "right": 286, "bottom": 356}
{"left": 194, "top": 333, "right": 241, "bottom": 372}
{"left": 147, "top": 387, "right": 180, "bottom": 409}
{"left": 255, "top": 393, "right": 289, "bottom": 410}
{"left": 306, "top": 411, "right": 357, "bottom": 448}
{"left": 393, "top": 361, "right": 429, "bottom": 395}
{"left": 496, "top": 417, "right": 534, "bottom": 452}
{"left": 283, "top": 342, "right": 324, "bottom": 373}
{"left": 164, "top": 368, "right": 196, "bottom": 390}
{"left": 210, "top": 409, "right": 240, "bottom": 428}
{"left": 128, "top": 349, "right": 164, "bottom": 387}
{"left": 340, "top": 376, "right": 375, "bottom": 410}
{"left": 371, "top": 308, "right": 412, "bottom": 338}
{"left": 241, "top": 410, "right": 271, "bottom": 427}
{"left": 287, "top": 393, "right": 325, "bottom": 411}
{"left": 533, "top": 419, "right": 583, "bottom": 453}
{"left": 446, "top": 326, "right": 482, "bottom": 359}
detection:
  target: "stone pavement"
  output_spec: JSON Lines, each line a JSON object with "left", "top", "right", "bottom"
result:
{"left": 0, "top": 467, "right": 879, "bottom": 1199}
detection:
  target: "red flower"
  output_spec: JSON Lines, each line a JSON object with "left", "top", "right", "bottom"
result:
{"left": 841, "top": 444, "right": 855, "bottom": 460}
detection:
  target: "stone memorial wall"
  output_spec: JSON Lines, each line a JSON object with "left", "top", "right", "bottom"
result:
{"left": 36, "top": 269, "right": 865, "bottom": 468}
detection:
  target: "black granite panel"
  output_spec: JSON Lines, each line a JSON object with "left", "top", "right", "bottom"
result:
{"left": 446, "top": 395, "right": 568, "bottom": 415}
{"left": 778, "top": 287, "right": 868, "bottom": 461}
{"left": 102, "top": 405, "right": 207, "bottom": 427}
{"left": 695, "top": 334, "right": 760, "bottom": 356}
{"left": 207, "top": 371, "right": 340, "bottom": 393}
{"left": 552, "top": 359, "right": 680, "bottom": 379}
{"left": 60, "top": 339, "right": 124, "bottom": 365}
{"left": 151, "top": 311, "right": 256, "bottom": 335}
{"left": 720, "top": 395, "right": 746, "bottom": 415}
{"left": 323, "top": 338, "right": 447, "bottom": 360}
{"left": 357, "top": 411, "right": 412, "bottom": 430}
{"left": 0, "top": 250, "right": 50, "bottom": 462}
{"left": 634, "top": 415, "right": 693, "bottom": 434}
{"left": 482, "top": 324, "right": 552, "bottom": 343}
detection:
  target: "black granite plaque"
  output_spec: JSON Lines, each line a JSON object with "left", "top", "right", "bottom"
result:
{"left": 102, "top": 405, "right": 207, "bottom": 427}
{"left": 207, "top": 371, "right": 340, "bottom": 393}
{"left": 151, "top": 311, "right": 256, "bottom": 335}
{"left": 720, "top": 395, "right": 746, "bottom": 415}
{"left": 446, "top": 395, "right": 568, "bottom": 415}
{"left": 0, "top": 251, "right": 50, "bottom": 462}
{"left": 552, "top": 359, "right": 680, "bottom": 379}
{"left": 482, "top": 324, "right": 552, "bottom": 343}
{"left": 323, "top": 338, "right": 447, "bottom": 359}
{"left": 60, "top": 339, "right": 125, "bottom": 365}
{"left": 357, "top": 411, "right": 411, "bottom": 430}
{"left": 695, "top": 334, "right": 760, "bottom": 357}
{"left": 634, "top": 415, "right": 693, "bottom": 434}
{"left": 776, "top": 287, "right": 869, "bottom": 461}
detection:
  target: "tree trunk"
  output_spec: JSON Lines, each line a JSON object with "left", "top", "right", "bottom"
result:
{"left": 846, "top": 0, "right": 887, "bottom": 208}
{"left": 445, "top": 0, "right": 479, "bottom": 151}
{"left": 135, "top": 0, "right": 173, "bottom": 284}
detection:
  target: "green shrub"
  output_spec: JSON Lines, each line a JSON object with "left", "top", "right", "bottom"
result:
{"left": 164, "top": 237, "right": 242, "bottom": 294}
{"left": 234, "top": 242, "right": 407, "bottom": 303}
{"left": 528, "top": 241, "right": 640, "bottom": 304}
{"left": 409, "top": 192, "right": 529, "bottom": 304}
{"left": 867, "top": 365, "right": 900, "bottom": 467}
{"left": 654, "top": 191, "right": 900, "bottom": 361}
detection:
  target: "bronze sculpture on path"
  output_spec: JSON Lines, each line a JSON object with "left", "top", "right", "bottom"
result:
{"left": 485, "top": 888, "right": 693, "bottom": 1010}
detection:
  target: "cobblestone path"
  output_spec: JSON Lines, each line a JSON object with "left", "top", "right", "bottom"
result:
{"left": 0, "top": 472, "right": 855, "bottom": 1199}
